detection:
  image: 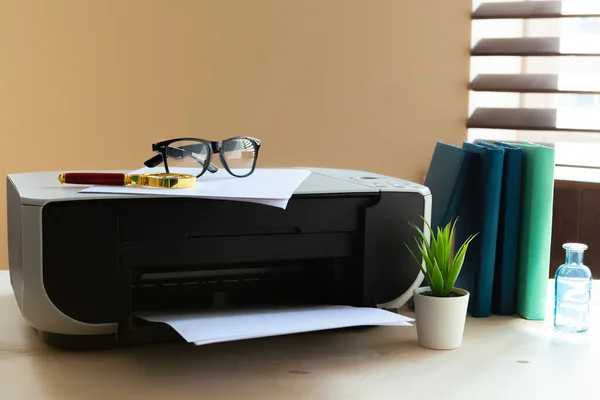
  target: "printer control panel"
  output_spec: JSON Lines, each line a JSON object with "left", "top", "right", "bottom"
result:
{"left": 293, "top": 168, "right": 431, "bottom": 197}
{"left": 349, "top": 175, "right": 426, "bottom": 192}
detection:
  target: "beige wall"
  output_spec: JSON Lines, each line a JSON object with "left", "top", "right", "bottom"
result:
{"left": 0, "top": 0, "right": 471, "bottom": 268}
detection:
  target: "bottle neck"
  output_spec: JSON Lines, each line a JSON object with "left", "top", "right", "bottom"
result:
{"left": 566, "top": 250, "right": 585, "bottom": 265}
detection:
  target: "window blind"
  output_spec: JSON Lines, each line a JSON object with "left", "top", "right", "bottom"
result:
{"left": 468, "top": 0, "right": 600, "bottom": 168}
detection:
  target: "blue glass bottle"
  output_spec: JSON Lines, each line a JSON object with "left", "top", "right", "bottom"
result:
{"left": 554, "top": 243, "right": 592, "bottom": 333}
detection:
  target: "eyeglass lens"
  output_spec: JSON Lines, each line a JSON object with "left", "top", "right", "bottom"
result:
{"left": 163, "top": 138, "right": 257, "bottom": 177}
{"left": 221, "top": 137, "right": 257, "bottom": 177}
{"left": 164, "top": 140, "right": 211, "bottom": 177}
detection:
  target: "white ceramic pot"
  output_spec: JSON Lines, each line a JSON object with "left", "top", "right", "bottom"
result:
{"left": 413, "top": 286, "right": 470, "bottom": 350}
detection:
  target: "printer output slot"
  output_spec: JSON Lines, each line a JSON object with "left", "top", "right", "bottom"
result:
{"left": 137, "top": 265, "right": 305, "bottom": 283}
{"left": 123, "top": 257, "right": 364, "bottom": 343}
{"left": 130, "top": 259, "right": 340, "bottom": 312}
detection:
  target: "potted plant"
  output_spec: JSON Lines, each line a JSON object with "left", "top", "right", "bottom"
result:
{"left": 405, "top": 217, "right": 477, "bottom": 350}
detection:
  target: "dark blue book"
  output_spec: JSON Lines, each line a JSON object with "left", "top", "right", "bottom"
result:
{"left": 492, "top": 142, "right": 523, "bottom": 315}
{"left": 404, "top": 142, "right": 476, "bottom": 300}
{"left": 424, "top": 142, "right": 475, "bottom": 231}
{"left": 454, "top": 141, "right": 505, "bottom": 318}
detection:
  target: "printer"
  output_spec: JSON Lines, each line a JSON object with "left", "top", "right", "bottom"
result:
{"left": 6, "top": 167, "right": 431, "bottom": 349}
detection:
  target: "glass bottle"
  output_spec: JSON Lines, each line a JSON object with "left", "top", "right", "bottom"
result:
{"left": 554, "top": 243, "right": 592, "bottom": 333}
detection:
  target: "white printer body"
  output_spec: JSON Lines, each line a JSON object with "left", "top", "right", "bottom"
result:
{"left": 6, "top": 167, "right": 431, "bottom": 349}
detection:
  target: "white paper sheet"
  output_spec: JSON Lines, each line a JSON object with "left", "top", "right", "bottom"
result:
{"left": 80, "top": 167, "right": 311, "bottom": 209}
{"left": 135, "top": 305, "right": 414, "bottom": 346}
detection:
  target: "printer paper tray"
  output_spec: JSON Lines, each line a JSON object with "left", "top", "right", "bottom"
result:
{"left": 134, "top": 305, "right": 413, "bottom": 346}
{"left": 119, "top": 250, "right": 368, "bottom": 345}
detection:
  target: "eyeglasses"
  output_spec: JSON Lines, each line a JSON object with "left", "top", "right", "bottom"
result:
{"left": 144, "top": 136, "right": 261, "bottom": 178}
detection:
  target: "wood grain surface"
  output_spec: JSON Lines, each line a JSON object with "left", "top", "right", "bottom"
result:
{"left": 0, "top": 272, "right": 597, "bottom": 399}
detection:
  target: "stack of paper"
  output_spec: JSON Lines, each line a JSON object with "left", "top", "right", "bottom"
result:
{"left": 81, "top": 167, "right": 312, "bottom": 209}
{"left": 135, "top": 305, "right": 414, "bottom": 346}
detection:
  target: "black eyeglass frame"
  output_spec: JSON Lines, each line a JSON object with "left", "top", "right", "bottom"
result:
{"left": 144, "top": 136, "right": 261, "bottom": 178}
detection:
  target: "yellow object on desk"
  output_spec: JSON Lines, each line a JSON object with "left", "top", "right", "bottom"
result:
{"left": 57, "top": 171, "right": 196, "bottom": 189}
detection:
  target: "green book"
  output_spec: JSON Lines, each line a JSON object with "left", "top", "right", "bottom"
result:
{"left": 514, "top": 142, "right": 555, "bottom": 320}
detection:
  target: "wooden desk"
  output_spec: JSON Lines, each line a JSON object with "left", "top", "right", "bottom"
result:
{"left": 0, "top": 270, "right": 598, "bottom": 400}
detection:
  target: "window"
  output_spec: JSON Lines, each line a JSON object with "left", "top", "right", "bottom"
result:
{"left": 468, "top": 0, "right": 600, "bottom": 168}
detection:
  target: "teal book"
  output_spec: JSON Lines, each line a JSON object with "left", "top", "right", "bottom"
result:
{"left": 404, "top": 142, "right": 477, "bottom": 300}
{"left": 492, "top": 142, "right": 523, "bottom": 315}
{"left": 424, "top": 142, "right": 475, "bottom": 231}
{"left": 454, "top": 141, "right": 505, "bottom": 318}
{"left": 513, "top": 142, "right": 555, "bottom": 320}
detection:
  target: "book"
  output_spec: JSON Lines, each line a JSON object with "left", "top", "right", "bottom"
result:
{"left": 492, "top": 142, "right": 523, "bottom": 315}
{"left": 454, "top": 141, "right": 505, "bottom": 317}
{"left": 513, "top": 142, "right": 555, "bottom": 320}
{"left": 424, "top": 142, "right": 475, "bottom": 230}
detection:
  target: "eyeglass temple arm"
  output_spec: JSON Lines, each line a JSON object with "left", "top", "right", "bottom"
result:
{"left": 143, "top": 154, "right": 219, "bottom": 173}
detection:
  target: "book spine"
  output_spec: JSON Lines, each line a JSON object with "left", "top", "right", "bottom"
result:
{"left": 516, "top": 146, "right": 555, "bottom": 320}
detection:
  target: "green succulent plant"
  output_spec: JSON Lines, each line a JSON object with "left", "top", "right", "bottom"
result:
{"left": 405, "top": 217, "right": 478, "bottom": 297}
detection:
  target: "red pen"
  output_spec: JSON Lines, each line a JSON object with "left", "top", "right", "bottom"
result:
{"left": 57, "top": 172, "right": 196, "bottom": 189}
{"left": 58, "top": 172, "right": 132, "bottom": 186}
